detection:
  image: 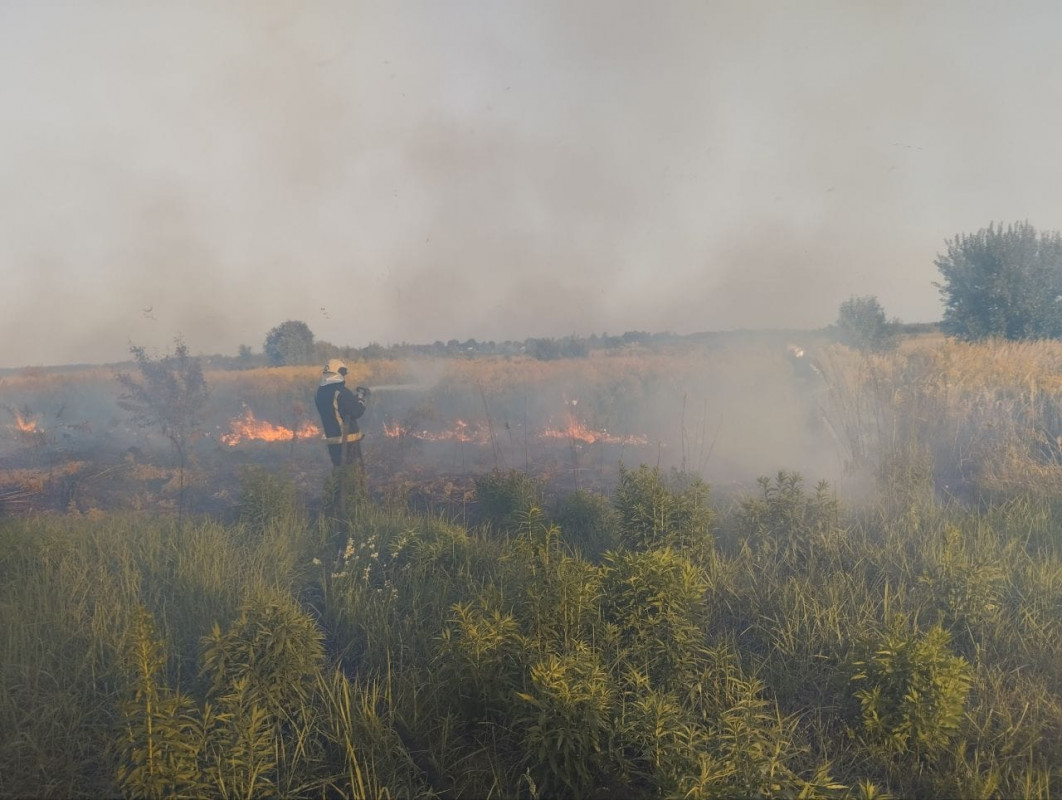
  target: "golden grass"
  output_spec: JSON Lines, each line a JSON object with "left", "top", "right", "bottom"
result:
{"left": 0, "top": 461, "right": 86, "bottom": 493}
{"left": 813, "top": 337, "right": 1062, "bottom": 498}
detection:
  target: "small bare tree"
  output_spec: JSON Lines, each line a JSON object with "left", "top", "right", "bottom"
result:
{"left": 116, "top": 338, "right": 208, "bottom": 527}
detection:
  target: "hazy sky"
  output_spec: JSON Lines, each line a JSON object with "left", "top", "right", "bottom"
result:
{"left": 2, "top": 1, "right": 1060, "bottom": 367}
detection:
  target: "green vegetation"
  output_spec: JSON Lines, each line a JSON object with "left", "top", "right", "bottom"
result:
{"left": 936, "top": 221, "right": 1062, "bottom": 340}
{"left": 264, "top": 320, "right": 316, "bottom": 367}
{"left": 834, "top": 296, "right": 900, "bottom": 354}
{"left": 4, "top": 452, "right": 1062, "bottom": 798}
{"left": 10, "top": 333, "right": 1062, "bottom": 796}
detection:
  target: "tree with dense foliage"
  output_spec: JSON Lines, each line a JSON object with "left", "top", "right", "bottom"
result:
{"left": 835, "top": 295, "right": 900, "bottom": 353}
{"left": 935, "top": 221, "right": 1062, "bottom": 340}
{"left": 263, "top": 320, "right": 315, "bottom": 366}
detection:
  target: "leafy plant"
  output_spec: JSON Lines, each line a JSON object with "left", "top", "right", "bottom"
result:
{"left": 850, "top": 618, "right": 973, "bottom": 761}
{"left": 513, "top": 512, "right": 601, "bottom": 654}
{"left": 436, "top": 599, "right": 528, "bottom": 724}
{"left": 917, "top": 524, "right": 1004, "bottom": 637}
{"left": 197, "top": 591, "right": 328, "bottom": 797}
{"left": 616, "top": 684, "right": 696, "bottom": 796}
{"left": 738, "top": 471, "right": 843, "bottom": 563}
{"left": 549, "top": 488, "right": 619, "bottom": 562}
{"left": 116, "top": 607, "right": 205, "bottom": 799}
{"left": 599, "top": 547, "right": 707, "bottom": 690}
{"left": 474, "top": 469, "right": 543, "bottom": 533}
{"left": 516, "top": 645, "right": 613, "bottom": 796}
{"left": 236, "top": 466, "right": 302, "bottom": 533}
{"left": 200, "top": 590, "right": 325, "bottom": 720}
{"left": 613, "top": 464, "right": 713, "bottom": 553}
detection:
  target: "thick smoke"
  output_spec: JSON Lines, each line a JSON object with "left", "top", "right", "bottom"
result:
{"left": 2, "top": 2, "right": 1059, "bottom": 367}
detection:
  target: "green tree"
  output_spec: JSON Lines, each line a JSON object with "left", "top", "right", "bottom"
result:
{"left": 835, "top": 295, "right": 900, "bottom": 353}
{"left": 935, "top": 221, "right": 1062, "bottom": 340}
{"left": 263, "top": 320, "right": 315, "bottom": 366}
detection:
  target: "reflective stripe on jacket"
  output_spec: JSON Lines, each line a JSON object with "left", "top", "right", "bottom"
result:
{"left": 314, "top": 380, "right": 366, "bottom": 442}
{"left": 322, "top": 431, "right": 364, "bottom": 444}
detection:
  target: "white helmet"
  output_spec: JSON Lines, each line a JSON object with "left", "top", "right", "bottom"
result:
{"left": 324, "top": 358, "right": 348, "bottom": 376}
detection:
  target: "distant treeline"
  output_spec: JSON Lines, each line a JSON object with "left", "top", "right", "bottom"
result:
{"left": 204, "top": 322, "right": 940, "bottom": 371}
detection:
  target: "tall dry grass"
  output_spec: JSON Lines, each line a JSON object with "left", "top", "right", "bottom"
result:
{"left": 816, "top": 338, "right": 1062, "bottom": 502}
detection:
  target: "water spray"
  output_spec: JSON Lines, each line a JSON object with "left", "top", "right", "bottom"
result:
{"left": 366, "top": 383, "right": 434, "bottom": 393}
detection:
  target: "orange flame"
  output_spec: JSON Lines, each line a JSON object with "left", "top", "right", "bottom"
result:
{"left": 12, "top": 412, "right": 40, "bottom": 435}
{"left": 382, "top": 418, "right": 490, "bottom": 444}
{"left": 221, "top": 409, "right": 320, "bottom": 446}
{"left": 540, "top": 414, "right": 648, "bottom": 446}
{"left": 383, "top": 413, "right": 648, "bottom": 448}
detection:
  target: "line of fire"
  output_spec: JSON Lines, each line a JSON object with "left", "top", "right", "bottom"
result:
{"left": 219, "top": 406, "right": 648, "bottom": 448}
{"left": 2, "top": 358, "right": 725, "bottom": 518}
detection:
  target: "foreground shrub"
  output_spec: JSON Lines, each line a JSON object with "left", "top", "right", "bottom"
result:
{"left": 549, "top": 488, "right": 619, "bottom": 561}
{"left": 516, "top": 645, "right": 613, "bottom": 797}
{"left": 200, "top": 589, "right": 325, "bottom": 719}
{"left": 474, "top": 469, "right": 544, "bottom": 532}
{"left": 850, "top": 618, "right": 972, "bottom": 761}
{"left": 236, "top": 466, "right": 302, "bottom": 532}
{"left": 600, "top": 547, "right": 708, "bottom": 690}
{"left": 117, "top": 593, "right": 337, "bottom": 799}
{"left": 613, "top": 465, "right": 713, "bottom": 552}
{"left": 16, "top": 450, "right": 1062, "bottom": 797}
{"left": 917, "top": 523, "right": 1005, "bottom": 638}
{"left": 436, "top": 599, "right": 528, "bottom": 724}
{"left": 737, "top": 471, "right": 843, "bottom": 563}
{"left": 116, "top": 607, "right": 204, "bottom": 800}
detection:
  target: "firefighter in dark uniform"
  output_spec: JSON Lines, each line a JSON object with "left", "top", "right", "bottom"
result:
{"left": 315, "top": 359, "right": 369, "bottom": 468}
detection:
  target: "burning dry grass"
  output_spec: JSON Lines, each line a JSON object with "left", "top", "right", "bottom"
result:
{"left": 383, "top": 418, "right": 488, "bottom": 444}
{"left": 0, "top": 461, "right": 87, "bottom": 494}
{"left": 540, "top": 411, "right": 649, "bottom": 446}
{"left": 220, "top": 407, "right": 320, "bottom": 445}
{"left": 11, "top": 410, "right": 40, "bottom": 435}
{"left": 6, "top": 335, "right": 1062, "bottom": 516}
